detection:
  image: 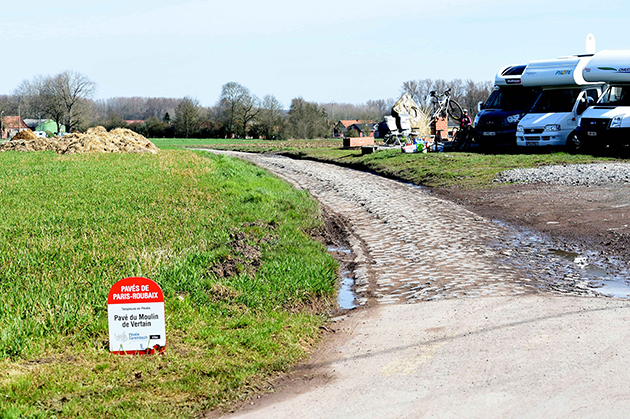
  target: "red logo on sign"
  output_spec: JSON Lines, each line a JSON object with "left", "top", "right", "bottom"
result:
{"left": 107, "top": 277, "right": 164, "bottom": 304}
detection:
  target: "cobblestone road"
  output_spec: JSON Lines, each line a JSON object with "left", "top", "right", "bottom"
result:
{"left": 210, "top": 151, "right": 537, "bottom": 305}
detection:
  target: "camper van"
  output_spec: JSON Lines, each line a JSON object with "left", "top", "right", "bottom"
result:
{"left": 576, "top": 50, "right": 630, "bottom": 150}
{"left": 474, "top": 65, "right": 541, "bottom": 148}
{"left": 516, "top": 56, "right": 603, "bottom": 149}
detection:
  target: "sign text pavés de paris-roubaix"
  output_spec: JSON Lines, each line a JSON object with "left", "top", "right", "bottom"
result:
{"left": 108, "top": 277, "right": 166, "bottom": 355}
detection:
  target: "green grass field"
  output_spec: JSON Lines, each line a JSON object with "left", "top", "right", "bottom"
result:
{"left": 0, "top": 149, "right": 337, "bottom": 418}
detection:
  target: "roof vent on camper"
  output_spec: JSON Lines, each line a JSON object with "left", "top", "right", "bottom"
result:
{"left": 501, "top": 65, "right": 527, "bottom": 76}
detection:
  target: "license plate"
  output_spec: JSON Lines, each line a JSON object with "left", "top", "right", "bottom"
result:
{"left": 587, "top": 131, "right": 597, "bottom": 137}
{"left": 483, "top": 132, "right": 496, "bottom": 136}
{"left": 526, "top": 141, "right": 539, "bottom": 146}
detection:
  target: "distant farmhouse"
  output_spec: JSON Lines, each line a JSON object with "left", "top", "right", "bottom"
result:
{"left": 23, "top": 119, "right": 66, "bottom": 136}
{"left": 1, "top": 117, "right": 66, "bottom": 139}
{"left": 334, "top": 120, "right": 376, "bottom": 138}
{"left": 1, "top": 116, "right": 28, "bottom": 139}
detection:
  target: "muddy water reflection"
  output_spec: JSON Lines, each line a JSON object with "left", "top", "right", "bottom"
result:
{"left": 549, "top": 248, "right": 630, "bottom": 297}
{"left": 493, "top": 220, "right": 630, "bottom": 298}
{"left": 327, "top": 246, "right": 358, "bottom": 309}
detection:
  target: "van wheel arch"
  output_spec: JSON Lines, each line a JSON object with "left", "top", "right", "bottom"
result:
{"left": 566, "top": 131, "right": 582, "bottom": 154}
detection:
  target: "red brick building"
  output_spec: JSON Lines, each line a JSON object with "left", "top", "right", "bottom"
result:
{"left": 1, "top": 116, "right": 28, "bottom": 139}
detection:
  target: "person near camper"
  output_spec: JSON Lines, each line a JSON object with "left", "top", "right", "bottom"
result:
{"left": 460, "top": 109, "right": 472, "bottom": 130}
{"left": 454, "top": 109, "right": 473, "bottom": 150}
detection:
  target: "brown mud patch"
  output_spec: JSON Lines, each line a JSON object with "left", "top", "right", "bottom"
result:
{"left": 209, "top": 222, "right": 279, "bottom": 279}
{"left": 431, "top": 182, "right": 630, "bottom": 264}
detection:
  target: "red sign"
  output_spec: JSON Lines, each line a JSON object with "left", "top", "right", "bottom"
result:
{"left": 108, "top": 277, "right": 164, "bottom": 305}
{"left": 108, "top": 277, "right": 166, "bottom": 355}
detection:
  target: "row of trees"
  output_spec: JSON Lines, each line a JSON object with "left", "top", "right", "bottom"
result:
{"left": 1, "top": 71, "right": 494, "bottom": 139}
{"left": 12, "top": 71, "right": 96, "bottom": 133}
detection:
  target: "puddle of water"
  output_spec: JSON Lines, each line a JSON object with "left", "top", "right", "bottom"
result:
{"left": 591, "top": 280, "right": 630, "bottom": 298}
{"left": 337, "top": 270, "right": 357, "bottom": 309}
{"left": 327, "top": 246, "right": 358, "bottom": 309}
{"left": 328, "top": 247, "right": 352, "bottom": 254}
{"left": 550, "top": 249, "right": 609, "bottom": 278}
{"left": 492, "top": 220, "right": 630, "bottom": 298}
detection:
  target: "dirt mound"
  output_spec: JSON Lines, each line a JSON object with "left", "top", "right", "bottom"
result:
{"left": 0, "top": 126, "right": 159, "bottom": 155}
{"left": 13, "top": 130, "right": 38, "bottom": 140}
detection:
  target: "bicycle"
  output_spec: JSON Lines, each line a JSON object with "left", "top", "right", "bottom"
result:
{"left": 429, "top": 88, "right": 464, "bottom": 122}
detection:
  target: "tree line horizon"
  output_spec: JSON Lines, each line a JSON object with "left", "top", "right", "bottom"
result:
{"left": 0, "top": 72, "right": 493, "bottom": 139}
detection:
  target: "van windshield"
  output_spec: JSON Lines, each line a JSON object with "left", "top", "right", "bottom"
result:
{"left": 483, "top": 86, "right": 541, "bottom": 111}
{"left": 531, "top": 88, "right": 582, "bottom": 113}
{"left": 598, "top": 85, "right": 630, "bottom": 106}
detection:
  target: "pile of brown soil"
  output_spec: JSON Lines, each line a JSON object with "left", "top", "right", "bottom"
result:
{"left": 0, "top": 126, "right": 159, "bottom": 155}
{"left": 12, "top": 130, "right": 38, "bottom": 140}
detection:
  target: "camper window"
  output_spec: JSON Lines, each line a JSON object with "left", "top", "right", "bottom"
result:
{"left": 531, "top": 88, "right": 581, "bottom": 113}
{"left": 599, "top": 86, "right": 630, "bottom": 106}
{"left": 483, "top": 86, "right": 541, "bottom": 111}
{"left": 586, "top": 89, "right": 599, "bottom": 103}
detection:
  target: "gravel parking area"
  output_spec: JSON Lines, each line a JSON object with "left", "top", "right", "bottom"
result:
{"left": 494, "top": 162, "right": 630, "bottom": 186}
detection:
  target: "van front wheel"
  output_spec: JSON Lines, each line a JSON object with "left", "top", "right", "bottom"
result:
{"left": 566, "top": 132, "right": 583, "bottom": 154}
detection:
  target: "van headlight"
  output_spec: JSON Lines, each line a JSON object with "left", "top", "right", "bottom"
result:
{"left": 611, "top": 115, "right": 625, "bottom": 128}
{"left": 544, "top": 124, "right": 561, "bottom": 131}
{"left": 516, "top": 125, "right": 524, "bottom": 133}
{"left": 506, "top": 114, "right": 522, "bottom": 124}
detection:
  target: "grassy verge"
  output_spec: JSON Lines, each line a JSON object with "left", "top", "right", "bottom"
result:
{"left": 190, "top": 140, "right": 619, "bottom": 189}
{"left": 0, "top": 150, "right": 337, "bottom": 418}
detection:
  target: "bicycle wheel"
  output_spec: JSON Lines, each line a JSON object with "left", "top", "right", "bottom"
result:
{"left": 447, "top": 100, "right": 464, "bottom": 121}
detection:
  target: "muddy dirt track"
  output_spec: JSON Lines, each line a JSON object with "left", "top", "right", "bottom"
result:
{"left": 435, "top": 183, "right": 630, "bottom": 263}
{"left": 204, "top": 151, "right": 630, "bottom": 419}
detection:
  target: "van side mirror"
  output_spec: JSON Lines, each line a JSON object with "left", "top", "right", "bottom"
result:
{"left": 477, "top": 101, "right": 484, "bottom": 112}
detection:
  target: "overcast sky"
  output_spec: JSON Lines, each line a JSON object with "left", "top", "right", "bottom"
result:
{"left": 1, "top": 0, "right": 628, "bottom": 108}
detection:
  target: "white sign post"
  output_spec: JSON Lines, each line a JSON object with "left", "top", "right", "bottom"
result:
{"left": 108, "top": 277, "right": 166, "bottom": 355}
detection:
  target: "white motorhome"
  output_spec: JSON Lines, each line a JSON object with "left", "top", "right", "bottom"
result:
{"left": 576, "top": 50, "right": 630, "bottom": 151}
{"left": 516, "top": 56, "right": 603, "bottom": 149}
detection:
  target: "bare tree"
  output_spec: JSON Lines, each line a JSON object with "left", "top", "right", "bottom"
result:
{"left": 287, "top": 97, "right": 328, "bottom": 139}
{"left": 14, "top": 76, "right": 48, "bottom": 119}
{"left": 217, "top": 82, "right": 260, "bottom": 138}
{"left": 362, "top": 99, "right": 394, "bottom": 121}
{"left": 42, "top": 71, "right": 96, "bottom": 132}
{"left": 459, "top": 80, "right": 494, "bottom": 117}
{"left": 15, "top": 71, "right": 96, "bottom": 133}
{"left": 0, "top": 95, "right": 18, "bottom": 117}
{"left": 320, "top": 99, "right": 394, "bottom": 123}
{"left": 174, "top": 96, "right": 200, "bottom": 138}
{"left": 255, "top": 94, "right": 285, "bottom": 139}
{"left": 92, "top": 97, "right": 181, "bottom": 123}
{"left": 401, "top": 78, "right": 493, "bottom": 119}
